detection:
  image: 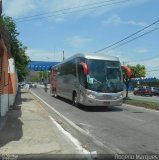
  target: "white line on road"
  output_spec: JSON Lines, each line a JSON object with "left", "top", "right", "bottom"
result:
{"left": 79, "top": 123, "right": 92, "bottom": 128}
{"left": 30, "top": 90, "right": 89, "bottom": 133}
{"left": 30, "top": 90, "right": 124, "bottom": 154}
{"left": 49, "top": 116, "right": 93, "bottom": 159}
{"left": 122, "top": 114, "right": 145, "bottom": 122}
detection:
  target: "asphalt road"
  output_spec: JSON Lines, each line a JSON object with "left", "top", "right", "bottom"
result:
{"left": 31, "top": 87, "right": 159, "bottom": 154}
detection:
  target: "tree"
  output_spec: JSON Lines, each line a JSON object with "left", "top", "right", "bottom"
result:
{"left": 39, "top": 71, "right": 49, "bottom": 82}
{"left": 0, "top": 16, "right": 29, "bottom": 81}
{"left": 127, "top": 64, "right": 146, "bottom": 78}
{"left": 122, "top": 64, "right": 146, "bottom": 98}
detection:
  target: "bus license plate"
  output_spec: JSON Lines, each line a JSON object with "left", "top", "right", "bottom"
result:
{"left": 103, "top": 101, "right": 110, "bottom": 105}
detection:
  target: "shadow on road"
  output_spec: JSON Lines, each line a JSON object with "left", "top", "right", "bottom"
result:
{"left": 0, "top": 89, "right": 24, "bottom": 148}
{"left": 78, "top": 105, "right": 123, "bottom": 112}
{"left": 56, "top": 96, "right": 123, "bottom": 112}
{"left": 44, "top": 87, "right": 48, "bottom": 93}
{"left": 131, "top": 111, "right": 144, "bottom": 114}
{"left": 56, "top": 96, "right": 73, "bottom": 105}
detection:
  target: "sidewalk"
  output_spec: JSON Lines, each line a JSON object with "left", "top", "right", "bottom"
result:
{"left": 0, "top": 89, "right": 88, "bottom": 158}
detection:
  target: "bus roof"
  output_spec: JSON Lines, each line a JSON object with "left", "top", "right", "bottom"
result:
{"left": 51, "top": 53, "right": 119, "bottom": 69}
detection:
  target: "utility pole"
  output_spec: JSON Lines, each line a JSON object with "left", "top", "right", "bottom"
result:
{"left": 54, "top": 48, "right": 55, "bottom": 61}
{"left": 63, "top": 50, "right": 65, "bottom": 61}
{"left": 123, "top": 61, "right": 125, "bottom": 66}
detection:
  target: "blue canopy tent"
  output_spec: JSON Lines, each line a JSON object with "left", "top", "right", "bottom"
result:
{"left": 131, "top": 77, "right": 158, "bottom": 83}
{"left": 27, "top": 61, "right": 59, "bottom": 71}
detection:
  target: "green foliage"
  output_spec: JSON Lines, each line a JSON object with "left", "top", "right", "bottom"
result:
{"left": 26, "top": 71, "right": 50, "bottom": 83}
{"left": 127, "top": 64, "right": 146, "bottom": 78}
{"left": 123, "top": 98, "right": 159, "bottom": 110}
{"left": 122, "top": 64, "right": 146, "bottom": 97}
{"left": 132, "top": 80, "right": 159, "bottom": 89}
{"left": 39, "top": 71, "right": 50, "bottom": 82}
{"left": 1, "top": 16, "right": 29, "bottom": 81}
{"left": 29, "top": 75, "right": 40, "bottom": 82}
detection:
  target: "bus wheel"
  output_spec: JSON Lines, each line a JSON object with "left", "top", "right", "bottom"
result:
{"left": 73, "top": 92, "right": 78, "bottom": 107}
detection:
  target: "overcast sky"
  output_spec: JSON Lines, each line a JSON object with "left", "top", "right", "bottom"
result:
{"left": 3, "top": 0, "right": 159, "bottom": 77}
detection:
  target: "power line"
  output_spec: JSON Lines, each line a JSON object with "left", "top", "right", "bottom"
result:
{"left": 94, "top": 19, "right": 159, "bottom": 53}
{"left": 124, "top": 55, "right": 159, "bottom": 64}
{"left": 15, "top": 0, "right": 129, "bottom": 22}
{"left": 148, "top": 69, "right": 159, "bottom": 72}
{"left": 106, "top": 26, "right": 159, "bottom": 52}
{"left": 15, "top": 0, "right": 129, "bottom": 23}
{"left": 14, "top": 0, "right": 122, "bottom": 21}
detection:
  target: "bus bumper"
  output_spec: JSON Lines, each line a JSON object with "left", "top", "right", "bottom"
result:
{"left": 81, "top": 95, "right": 123, "bottom": 106}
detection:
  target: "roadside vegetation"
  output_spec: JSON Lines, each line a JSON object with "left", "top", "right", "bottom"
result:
{"left": 0, "top": 16, "right": 29, "bottom": 81}
{"left": 122, "top": 65, "right": 159, "bottom": 110}
{"left": 123, "top": 64, "right": 146, "bottom": 98}
{"left": 123, "top": 97, "right": 159, "bottom": 110}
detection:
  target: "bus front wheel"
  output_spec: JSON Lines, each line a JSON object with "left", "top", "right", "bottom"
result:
{"left": 73, "top": 92, "right": 79, "bottom": 107}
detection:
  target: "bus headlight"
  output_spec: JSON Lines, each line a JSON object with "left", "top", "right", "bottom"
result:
{"left": 86, "top": 90, "right": 95, "bottom": 99}
{"left": 112, "top": 93, "right": 123, "bottom": 100}
{"left": 88, "top": 94, "right": 95, "bottom": 99}
{"left": 120, "top": 94, "right": 123, "bottom": 98}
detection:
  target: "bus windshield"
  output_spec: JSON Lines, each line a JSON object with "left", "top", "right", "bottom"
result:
{"left": 86, "top": 59, "right": 123, "bottom": 93}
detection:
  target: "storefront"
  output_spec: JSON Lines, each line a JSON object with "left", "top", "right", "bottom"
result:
{"left": 0, "top": 34, "right": 9, "bottom": 117}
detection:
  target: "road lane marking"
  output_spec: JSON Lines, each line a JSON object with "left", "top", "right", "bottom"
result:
{"left": 31, "top": 90, "right": 124, "bottom": 154}
{"left": 79, "top": 123, "right": 92, "bottom": 128}
{"left": 49, "top": 116, "right": 92, "bottom": 159}
{"left": 122, "top": 114, "right": 145, "bottom": 122}
{"left": 30, "top": 90, "right": 88, "bottom": 133}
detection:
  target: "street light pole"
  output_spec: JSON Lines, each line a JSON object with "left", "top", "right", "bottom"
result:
{"left": 63, "top": 50, "right": 65, "bottom": 61}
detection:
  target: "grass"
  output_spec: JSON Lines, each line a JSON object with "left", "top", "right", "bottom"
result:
{"left": 123, "top": 98, "right": 159, "bottom": 110}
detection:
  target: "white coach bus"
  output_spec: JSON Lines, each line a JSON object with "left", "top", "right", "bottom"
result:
{"left": 50, "top": 53, "right": 123, "bottom": 107}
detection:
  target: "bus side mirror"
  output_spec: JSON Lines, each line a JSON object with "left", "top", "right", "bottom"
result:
{"left": 121, "top": 66, "right": 131, "bottom": 78}
{"left": 80, "top": 62, "right": 88, "bottom": 76}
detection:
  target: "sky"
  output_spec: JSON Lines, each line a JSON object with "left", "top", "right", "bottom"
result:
{"left": 2, "top": 0, "right": 159, "bottom": 77}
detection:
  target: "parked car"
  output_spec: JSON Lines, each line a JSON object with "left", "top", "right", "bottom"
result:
{"left": 27, "top": 82, "right": 33, "bottom": 88}
{"left": 133, "top": 87, "right": 153, "bottom": 96}
{"left": 32, "top": 83, "right": 37, "bottom": 88}
{"left": 18, "top": 82, "right": 25, "bottom": 88}
{"left": 25, "top": 82, "right": 37, "bottom": 88}
{"left": 151, "top": 87, "right": 159, "bottom": 96}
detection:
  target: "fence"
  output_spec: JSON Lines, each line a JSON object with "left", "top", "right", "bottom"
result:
{"left": 124, "top": 77, "right": 159, "bottom": 91}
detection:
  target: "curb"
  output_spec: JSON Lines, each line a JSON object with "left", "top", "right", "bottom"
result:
{"left": 30, "top": 90, "right": 120, "bottom": 154}
{"left": 122, "top": 103, "right": 159, "bottom": 112}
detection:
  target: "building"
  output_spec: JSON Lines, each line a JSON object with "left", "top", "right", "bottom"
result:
{"left": 0, "top": 0, "right": 18, "bottom": 117}
{"left": 0, "top": 0, "right": 2, "bottom": 16}
{"left": 0, "top": 29, "right": 10, "bottom": 116}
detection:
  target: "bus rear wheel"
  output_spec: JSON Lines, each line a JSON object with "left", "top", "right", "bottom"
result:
{"left": 73, "top": 92, "right": 79, "bottom": 107}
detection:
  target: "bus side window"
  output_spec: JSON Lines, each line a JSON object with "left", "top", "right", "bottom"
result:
{"left": 78, "top": 64, "right": 85, "bottom": 87}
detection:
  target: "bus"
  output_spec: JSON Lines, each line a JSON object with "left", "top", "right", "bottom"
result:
{"left": 50, "top": 53, "right": 123, "bottom": 107}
